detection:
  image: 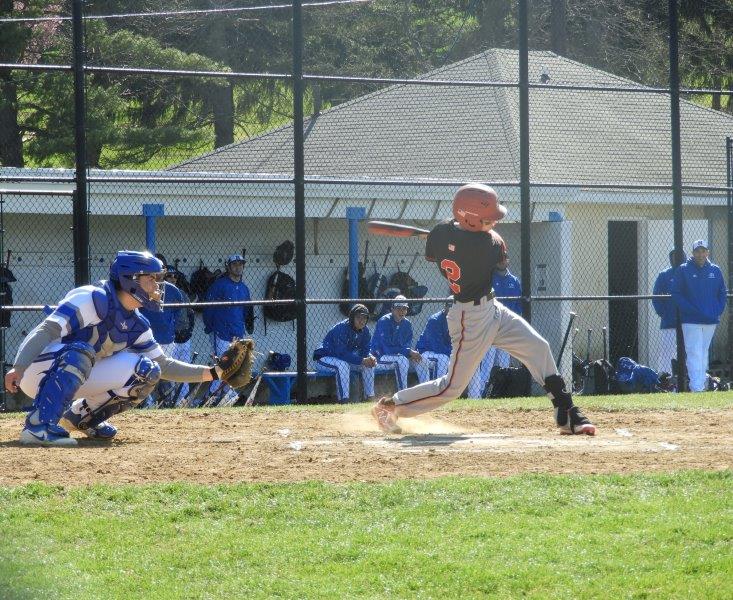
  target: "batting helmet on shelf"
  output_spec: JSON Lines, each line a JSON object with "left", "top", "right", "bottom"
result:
{"left": 452, "top": 183, "right": 506, "bottom": 232}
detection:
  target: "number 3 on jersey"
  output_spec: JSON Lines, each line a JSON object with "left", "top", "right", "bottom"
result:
{"left": 440, "top": 259, "right": 462, "bottom": 294}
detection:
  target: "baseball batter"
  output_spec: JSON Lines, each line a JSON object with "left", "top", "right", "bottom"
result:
{"left": 5, "top": 251, "right": 224, "bottom": 446}
{"left": 372, "top": 183, "right": 596, "bottom": 436}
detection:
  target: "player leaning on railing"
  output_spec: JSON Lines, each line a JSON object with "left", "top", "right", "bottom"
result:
{"left": 5, "top": 251, "right": 253, "bottom": 446}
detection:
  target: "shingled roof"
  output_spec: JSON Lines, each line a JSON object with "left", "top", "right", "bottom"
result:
{"left": 171, "top": 49, "right": 733, "bottom": 187}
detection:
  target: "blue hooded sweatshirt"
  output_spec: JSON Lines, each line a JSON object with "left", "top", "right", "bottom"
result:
{"left": 670, "top": 258, "right": 727, "bottom": 325}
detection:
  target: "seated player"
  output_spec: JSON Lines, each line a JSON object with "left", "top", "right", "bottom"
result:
{"left": 416, "top": 299, "right": 452, "bottom": 380}
{"left": 313, "top": 304, "right": 376, "bottom": 402}
{"left": 5, "top": 251, "right": 223, "bottom": 446}
{"left": 370, "top": 295, "right": 430, "bottom": 391}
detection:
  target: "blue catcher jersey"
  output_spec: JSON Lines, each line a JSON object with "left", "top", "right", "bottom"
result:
{"left": 45, "top": 281, "right": 164, "bottom": 361}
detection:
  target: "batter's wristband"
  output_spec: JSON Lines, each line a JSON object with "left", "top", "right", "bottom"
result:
{"left": 209, "top": 366, "right": 219, "bottom": 380}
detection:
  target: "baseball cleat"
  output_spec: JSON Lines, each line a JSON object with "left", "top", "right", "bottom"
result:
{"left": 59, "top": 409, "right": 117, "bottom": 440}
{"left": 556, "top": 406, "right": 596, "bottom": 436}
{"left": 371, "top": 397, "right": 402, "bottom": 434}
{"left": 19, "top": 422, "right": 78, "bottom": 446}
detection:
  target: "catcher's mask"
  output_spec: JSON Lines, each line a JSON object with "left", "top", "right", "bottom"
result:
{"left": 349, "top": 303, "right": 369, "bottom": 329}
{"left": 452, "top": 183, "right": 506, "bottom": 232}
{"left": 109, "top": 251, "right": 165, "bottom": 312}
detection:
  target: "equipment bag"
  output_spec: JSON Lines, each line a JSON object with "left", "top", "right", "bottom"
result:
{"left": 486, "top": 365, "right": 532, "bottom": 398}
{"left": 264, "top": 270, "right": 297, "bottom": 322}
{"left": 584, "top": 359, "right": 617, "bottom": 395}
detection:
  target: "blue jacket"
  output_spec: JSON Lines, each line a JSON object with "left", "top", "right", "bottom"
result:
{"left": 313, "top": 320, "right": 372, "bottom": 366}
{"left": 493, "top": 269, "right": 522, "bottom": 315}
{"left": 202, "top": 275, "right": 253, "bottom": 339}
{"left": 616, "top": 357, "right": 660, "bottom": 393}
{"left": 416, "top": 310, "right": 451, "bottom": 355}
{"left": 140, "top": 281, "right": 185, "bottom": 345}
{"left": 370, "top": 314, "right": 414, "bottom": 358}
{"left": 652, "top": 268, "right": 677, "bottom": 329}
{"left": 670, "top": 258, "right": 727, "bottom": 325}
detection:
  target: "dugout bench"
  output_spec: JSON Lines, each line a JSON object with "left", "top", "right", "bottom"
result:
{"left": 258, "top": 368, "right": 428, "bottom": 405}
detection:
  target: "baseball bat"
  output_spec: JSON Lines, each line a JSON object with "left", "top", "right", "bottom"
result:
{"left": 382, "top": 245, "right": 391, "bottom": 268}
{"left": 164, "top": 351, "right": 199, "bottom": 408}
{"left": 585, "top": 329, "right": 592, "bottom": 363}
{"left": 602, "top": 327, "right": 608, "bottom": 362}
{"left": 555, "top": 312, "right": 577, "bottom": 367}
{"left": 406, "top": 251, "right": 419, "bottom": 273}
{"left": 367, "top": 221, "right": 429, "bottom": 239}
{"left": 244, "top": 374, "right": 264, "bottom": 407}
{"left": 180, "top": 358, "right": 214, "bottom": 408}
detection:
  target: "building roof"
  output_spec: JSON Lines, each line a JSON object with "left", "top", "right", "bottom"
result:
{"left": 171, "top": 49, "right": 733, "bottom": 187}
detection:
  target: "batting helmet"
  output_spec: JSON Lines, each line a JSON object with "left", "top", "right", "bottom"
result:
{"left": 452, "top": 183, "right": 506, "bottom": 232}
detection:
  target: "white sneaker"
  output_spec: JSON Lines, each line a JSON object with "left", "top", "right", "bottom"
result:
{"left": 20, "top": 422, "right": 78, "bottom": 446}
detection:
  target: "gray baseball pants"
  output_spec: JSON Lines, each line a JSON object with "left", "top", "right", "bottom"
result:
{"left": 392, "top": 297, "right": 558, "bottom": 417}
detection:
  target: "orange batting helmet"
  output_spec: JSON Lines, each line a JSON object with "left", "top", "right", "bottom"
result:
{"left": 452, "top": 183, "right": 506, "bottom": 232}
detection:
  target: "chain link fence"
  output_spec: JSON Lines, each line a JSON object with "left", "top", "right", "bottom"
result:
{"left": 1, "top": 0, "right": 731, "bottom": 410}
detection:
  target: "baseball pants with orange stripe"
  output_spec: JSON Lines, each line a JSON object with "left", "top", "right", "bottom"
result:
{"left": 391, "top": 297, "right": 557, "bottom": 417}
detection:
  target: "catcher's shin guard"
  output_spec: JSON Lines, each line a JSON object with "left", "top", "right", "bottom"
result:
{"left": 26, "top": 341, "right": 95, "bottom": 427}
{"left": 62, "top": 357, "right": 161, "bottom": 431}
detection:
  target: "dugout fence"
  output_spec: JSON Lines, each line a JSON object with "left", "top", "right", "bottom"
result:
{"left": 1, "top": 0, "right": 732, "bottom": 409}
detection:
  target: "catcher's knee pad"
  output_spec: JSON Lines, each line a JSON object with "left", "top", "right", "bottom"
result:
{"left": 29, "top": 342, "right": 96, "bottom": 424}
{"left": 543, "top": 374, "right": 572, "bottom": 409}
{"left": 126, "top": 356, "right": 161, "bottom": 401}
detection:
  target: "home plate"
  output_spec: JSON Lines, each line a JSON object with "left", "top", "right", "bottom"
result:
{"left": 362, "top": 433, "right": 675, "bottom": 454}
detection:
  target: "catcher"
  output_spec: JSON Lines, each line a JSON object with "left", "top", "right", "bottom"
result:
{"left": 4, "top": 250, "right": 254, "bottom": 446}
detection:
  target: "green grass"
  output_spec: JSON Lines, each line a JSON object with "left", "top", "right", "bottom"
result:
{"left": 1, "top": 472, "right": 732, "bottom": 599}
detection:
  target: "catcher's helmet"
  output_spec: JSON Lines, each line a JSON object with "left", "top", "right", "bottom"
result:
{"left": 109, "top": 250, "right": 165, "bottom": 311}
{"left": 452, "top": 183, "right": 506, "bottom": 232}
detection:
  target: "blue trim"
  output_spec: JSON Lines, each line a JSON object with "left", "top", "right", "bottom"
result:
{"left": 54, "top": 303, "right": 80, "bottom": 331}
{"left": 142, "top": 203, "right": 164, "bottom": 253}
{"left": 378, "top": 357, "right": 403, "bottom": 389}
{"left": 317, "top": 359, "right": 344, "bottom": 399}
{"left": 346, "top": 206, "right": 366, "bottom": 303}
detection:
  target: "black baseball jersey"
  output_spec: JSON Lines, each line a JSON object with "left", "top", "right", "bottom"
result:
{"left": 425, "top": 220, "right": 507, "bottom": 303}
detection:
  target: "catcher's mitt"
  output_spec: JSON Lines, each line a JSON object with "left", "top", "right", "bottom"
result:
{"left": 216, "top": 338, "right": 255, "bottom": 389}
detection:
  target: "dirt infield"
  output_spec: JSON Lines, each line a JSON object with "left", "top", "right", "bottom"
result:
{"left": 1, "top": 407, "right": 731, "bottom": 486}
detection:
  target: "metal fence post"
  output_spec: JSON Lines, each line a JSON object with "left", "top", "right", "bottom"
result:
{"left": 292, "top": 0, "right": 308, "bottom": 404}
{"left": 727, "top": 137, "right": 732, "bottom": 373}
{"left": 72, "top": 0, "right": 89, "bottom": 286}
{"left": 668, "top": 0, "right": 687, "bottom": 391}
{"left": 518, "top": 0, "right": 532, "bottom": 323}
